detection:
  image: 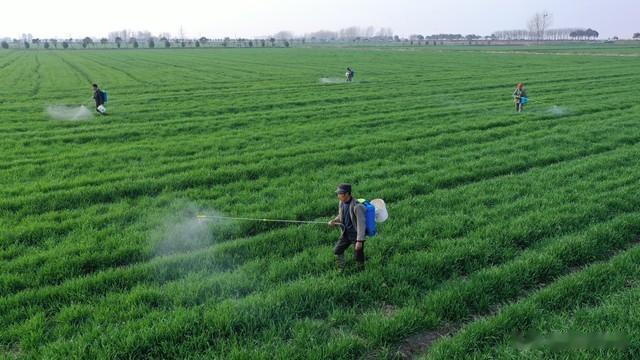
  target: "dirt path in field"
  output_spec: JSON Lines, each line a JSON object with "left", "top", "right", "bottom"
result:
{"left": 393, "top": 327, "right": 455, "bottom": 359}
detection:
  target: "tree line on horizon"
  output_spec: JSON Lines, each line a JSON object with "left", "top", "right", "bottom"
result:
{"left": 2, "top": 15, "right": 637, "bottom": 50}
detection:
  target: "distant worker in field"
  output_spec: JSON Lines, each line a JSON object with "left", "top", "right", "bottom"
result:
{"left": 346, "top": 67, "right": 355, "bottom": 82}
{"left": 513, "top": 82, "right": 528, "bottom": 113}
{"left": 92, "top": 83, "right": 107, "bottom": 115}
{"left": 329, "top": 183, "right": 366, "bottom": 272}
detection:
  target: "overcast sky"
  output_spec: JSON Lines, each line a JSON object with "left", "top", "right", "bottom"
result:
{"left": 1, "top": 0, "right": 637, "bottom": 39}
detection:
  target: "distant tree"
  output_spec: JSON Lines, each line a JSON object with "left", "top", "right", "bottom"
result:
{"left": 283, "top": 40, "right": 290, "bottom": 47}
{"left": 50, "top": 39, "right": 58, "bottom": 48}
{"left": 306, "top": 30, "right": 339, "bottom": 41}
{"left": 338, "top": 26, "right": 361, "bottom": 40}
{"left": 148, "top": 39, "right": 155, "bottom": 48}
{"left": 62, "top": 41, "right": 69, "bottom": 49}
{"left": 248, "top": 40, "right": 253, "bottom": 47}
{"left": 181, "top": 41, "right": 186, "bottom": 48}
{"left": 132, "top": 40, "right": 139, "bottom": 48}
{"left": 634, "top": 33, "right": 640, "bottom": 39}
{"left": 261, "top": 39, "right": 266, "bottom": 47}
{"left": 223, "top": 37, "right": 230, "bottom": 47}
{"left": 570, "top": 29, "right": 599, "bottom": 40}
{"left": 195, "top": 40, "right": 200, "bottom": 48}
{"left": 528, "top": 11, "right": 552, "bottom": 42}
{"left": 100, "top": 38, "right": 108, "bottom": 47}
{"left": 273, "top": 30, "right": 294, "bottom": 40}
{"left": 23, "top": 41, "right": 30, "bottom": 49}
{"left": 44, "top": 41, "right": 50, "bottom": 49}
{"left": 269, "top": 37, "right": 275, "bottom": 47}
{"left": 164, "top": 39, "right": 171, "bottom": 48}
{"left": 179, "top": 26, "right": 185, "bottom": 42}
{"left": 586, "top": 29, "right": 599, "bottom": 39}
{"left": 1, "top": 41, "right": 8, "bottom": 49}
{"left": 81, "top": 37, "right": 93, "bottom": 48}
{"left": 562, "top": 28, "right": 579, "bottom": 40}
{"left": 115, "top": 36, "right": 122, "bottom": 48}
{"left": 31, "top": 38, "right": 41, "bottom": 48}
{"left": 612, "top": 36, "right": 619, "bottom": 41}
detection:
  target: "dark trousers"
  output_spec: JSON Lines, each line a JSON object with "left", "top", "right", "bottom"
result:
{"left": 334, "top": 232, "right": 365, "bottom": 263}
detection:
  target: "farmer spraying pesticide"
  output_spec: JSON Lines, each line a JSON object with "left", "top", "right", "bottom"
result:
{"left": 195, "top": 184, "right": 387, "bottom": 273}
{"left": 92, "top": 83, "right": 107, "bottom": 115}
{"left": 328, "top": 183, "right": 385, "bottom": 272}
{"left": 513, "top": 82, "right": 528, "bottom": 113}
{"left": 346, "top": 67, "right": 355, "bottom": 82}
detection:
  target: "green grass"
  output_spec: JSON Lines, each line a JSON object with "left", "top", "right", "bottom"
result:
{"left": 1, "top": 45, "right": 640, "bottom": 359}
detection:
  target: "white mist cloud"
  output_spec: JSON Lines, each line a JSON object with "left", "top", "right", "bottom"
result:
{"left": 46, "top": 105, "right": 93, "bottom": 121}
{"left": 151, "top": 202, "right": 234, "bottom": 257}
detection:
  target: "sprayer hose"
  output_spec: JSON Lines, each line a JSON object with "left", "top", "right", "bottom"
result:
{"left": 196, "top": 215, "right": 344, "bottom": 228}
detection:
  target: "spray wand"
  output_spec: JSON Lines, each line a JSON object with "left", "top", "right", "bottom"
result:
{"left": 195, "top": 214, "right": 345, "bottom": 229}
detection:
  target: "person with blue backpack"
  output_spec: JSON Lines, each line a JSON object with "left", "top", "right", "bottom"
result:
{"left": 92, "top": 83, "right": 107, "bottom": 115}
{"left": 513, "top": 82, "right": 528, "bottom": 113}
{"left": 328, "top": 183, "right": 368, "bottom": 272}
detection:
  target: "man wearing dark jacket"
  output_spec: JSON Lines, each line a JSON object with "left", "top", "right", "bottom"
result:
{"left": 92, "top": 83, "right": 106, "bottom": 114}
{"left": 346, "top": 67, "right": 355, "bottom": 82}
{"left": 329, "top": 183, "right": 366, "bottom": 272}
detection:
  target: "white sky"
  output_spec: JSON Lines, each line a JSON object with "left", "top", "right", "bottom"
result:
{"left": 0, "top": 0, "right": 638, "bottom": 39}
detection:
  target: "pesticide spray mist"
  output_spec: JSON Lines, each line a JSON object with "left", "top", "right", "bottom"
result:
{"left": 152, "top": 202, "right": 231, "bottom": 257}
{"left": 46, "top": 105, "right": 93, "bottom": 121}
{"left": 547, "top": 105, "right": 569, "bottom": 117}
{"left": 319, "top": 77, "right": 345, "bottom": 84}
